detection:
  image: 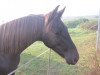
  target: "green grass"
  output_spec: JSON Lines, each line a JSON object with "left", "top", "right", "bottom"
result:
{"left": 15, "top": 28, "right": 100, "bottom": 75}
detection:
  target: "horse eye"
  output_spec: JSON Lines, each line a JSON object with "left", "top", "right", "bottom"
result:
{"left": 55, "top": 30, "right": 62, "bottom": 35}
{"left": 55, "top": 32, "right": 60, "bottom": 35}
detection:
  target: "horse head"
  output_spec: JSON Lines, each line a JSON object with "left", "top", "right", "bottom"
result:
{"left": 43, "top": 5, "right": 79, "bottom": 65}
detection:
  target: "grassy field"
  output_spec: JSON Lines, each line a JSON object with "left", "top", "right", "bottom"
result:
{"left": 15, "top": 17, "right": 100, "bottom": 75}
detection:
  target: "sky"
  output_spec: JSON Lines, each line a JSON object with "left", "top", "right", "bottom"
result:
{"left": 0, "top": 0, "right": 99, "bottom": 23}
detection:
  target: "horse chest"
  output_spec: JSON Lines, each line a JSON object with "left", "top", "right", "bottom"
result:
{"left": 0, "top": 54, "right": 11, "bottom": 69}
{"left": 0, "top": 54, "right": 20, "bottom": 74}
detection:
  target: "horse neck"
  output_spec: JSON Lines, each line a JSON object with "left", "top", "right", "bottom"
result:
{"left": 29, "top": 15, "right": 44, "bottom": 41}
{"left": 0, "top": 15, "right": 45, "bottom": 54}
{"left": 18, "top": 15, "right": 44, "bottom": 53}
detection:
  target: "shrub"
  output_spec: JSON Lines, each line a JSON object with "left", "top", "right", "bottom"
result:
{"left": 64, "top": 18, "right": 89, "bottom": 28}
{"left": 78, "top": 20, "right": 98, "bottom": 30}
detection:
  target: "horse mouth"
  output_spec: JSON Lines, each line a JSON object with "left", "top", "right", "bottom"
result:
{"left": 65, "top": 58, "right": 78, "bottom": 65}
{"left": 51, "top": 47, "right": 79, "bottom": 65}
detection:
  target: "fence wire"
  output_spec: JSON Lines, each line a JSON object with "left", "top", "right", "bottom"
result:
{"left": 8, "top": 48, "right": 71, "bottom": 75}
{"left": 8, "top": 50, "right": 48, "bottom": 75}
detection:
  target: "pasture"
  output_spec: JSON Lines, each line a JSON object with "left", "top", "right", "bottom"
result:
{"left": 15, "top": 17, "right": 100, "bottom": 75}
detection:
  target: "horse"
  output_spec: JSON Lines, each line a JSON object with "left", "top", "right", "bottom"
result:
{"left": 0, "top": 5, "right": 79, "bottom": 75}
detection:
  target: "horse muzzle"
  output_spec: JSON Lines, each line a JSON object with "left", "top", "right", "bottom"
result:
{"left": 65, "top": 50, "right": 79, "bottom": 65}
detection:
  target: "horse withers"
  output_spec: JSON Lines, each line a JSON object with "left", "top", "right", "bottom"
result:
{"left": 0, "top": 5, "right": 79, "bottom": 75}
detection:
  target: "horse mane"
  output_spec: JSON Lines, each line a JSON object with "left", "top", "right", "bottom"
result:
{"left": 0, "top": 15, "right": 44, "bottom": 54}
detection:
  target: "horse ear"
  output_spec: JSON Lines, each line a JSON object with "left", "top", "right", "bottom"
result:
{"left": 57, "top": 7, "right": 66, "bottom": 18}
{"left": 45, "top": 5, "right": 60, "bottom": 24}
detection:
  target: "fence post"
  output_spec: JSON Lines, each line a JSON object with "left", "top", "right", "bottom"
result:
{"left": 47, "top": 49, "right": 51, "bottom": 75}
{"left": 96, "top": 10, "right": 100, "bottom": 52}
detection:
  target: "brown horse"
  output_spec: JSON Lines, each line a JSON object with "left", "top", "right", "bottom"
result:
{"left": 0, "top": 6, "right": 79, "bottom": 75}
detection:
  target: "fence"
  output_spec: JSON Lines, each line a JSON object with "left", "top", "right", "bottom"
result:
{"left": 8, "top": 43, "right": 69, "bottom": 75}
{"left": 8, "top": 50, "right": 49, "bottom": 75}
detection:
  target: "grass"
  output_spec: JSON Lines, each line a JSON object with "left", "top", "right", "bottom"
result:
{"left": 15, "top": 28, "right": 100, "bottom": 75}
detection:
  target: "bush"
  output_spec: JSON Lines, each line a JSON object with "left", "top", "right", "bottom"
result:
{"left": 78, "top": 20, "right": 98, "bottom": 30}
{"left": 64, "top": 18, "right": 89, "bottom": 28}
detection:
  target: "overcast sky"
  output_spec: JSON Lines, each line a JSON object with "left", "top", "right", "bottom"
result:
{"left": 0, "top": 0, "right": 99, "bottom": 23}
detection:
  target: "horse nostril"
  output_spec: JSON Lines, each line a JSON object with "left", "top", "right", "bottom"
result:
{"left": 73, "top": 58, "right": 78, "bottom": 64}
{"left": 69, "top": 58, "right": 78, "bottom": 65}
{"left": 73, "top": 59, "right": 77, "bottom": 64}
